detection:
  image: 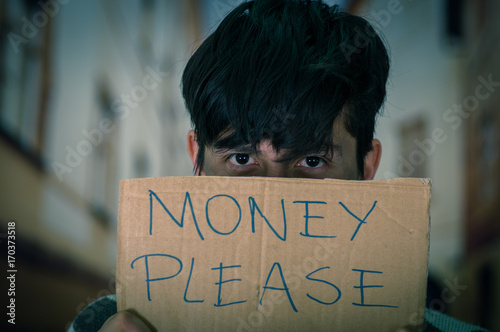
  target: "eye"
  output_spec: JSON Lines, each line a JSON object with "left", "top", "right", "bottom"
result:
{"left": 228, "top": 153, "right": 257, "bottom": 166}
{"left": 297, "top": 156, "right": 326, "bottom": 168}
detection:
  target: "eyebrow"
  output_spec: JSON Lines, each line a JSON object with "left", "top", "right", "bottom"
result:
{"left": 212, "top": 144, "right": 259, "bottom": 156}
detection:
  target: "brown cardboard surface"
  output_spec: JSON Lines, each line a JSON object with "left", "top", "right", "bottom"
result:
{"left": 117, "top": 176, "right": 431, "bottom": 331}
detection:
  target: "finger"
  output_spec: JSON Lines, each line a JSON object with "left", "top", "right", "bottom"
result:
{"left": 99, "top": 310, "right": 153, "bottom": 332}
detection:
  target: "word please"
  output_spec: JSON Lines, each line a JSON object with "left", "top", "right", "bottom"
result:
{"left": 130, "top": 255, "right": 399, "bottom": 311}
{"left": 149, "top": 190, "right": 378, "bottom": 242}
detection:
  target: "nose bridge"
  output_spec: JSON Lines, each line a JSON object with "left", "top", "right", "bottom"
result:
{"left": 257, "top": 140, "right": 292, "bottom": 178}
{"left": 262, "top": 162, "right": 292, "bottom": 178}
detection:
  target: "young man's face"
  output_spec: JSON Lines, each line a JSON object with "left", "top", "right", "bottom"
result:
{"left": 187, "top": 118, "right": 382, "bottom": 181}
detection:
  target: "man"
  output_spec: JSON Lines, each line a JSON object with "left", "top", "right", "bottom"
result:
{"left": 69, "top": 0, "right": 486, "bottom": 331}
{"left": 182, "top": 0, "right": 384, "bottom": 181}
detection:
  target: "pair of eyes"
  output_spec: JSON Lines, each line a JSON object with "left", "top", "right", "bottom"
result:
{"left": 228, "top": 153, "right": 326, "bottom": 168}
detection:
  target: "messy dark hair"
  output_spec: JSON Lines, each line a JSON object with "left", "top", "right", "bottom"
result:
{"left": 182, "top": 0, "right": 389, "bottom": 176}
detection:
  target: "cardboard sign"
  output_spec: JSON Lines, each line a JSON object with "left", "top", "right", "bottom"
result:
{"left": 117, "top": 176, "right": 430, "bottom": 331}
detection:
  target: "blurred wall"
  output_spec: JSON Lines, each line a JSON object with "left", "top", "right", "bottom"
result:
{"left": 367, "top": 0, "right": 500, "bottom": 329}
{"left": 1, "top": 0, "right": 200, "bottom": 330}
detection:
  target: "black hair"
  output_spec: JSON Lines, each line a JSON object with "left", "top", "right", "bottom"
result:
{"left": 182, "top": 0, "right": 390, "bottom": 176}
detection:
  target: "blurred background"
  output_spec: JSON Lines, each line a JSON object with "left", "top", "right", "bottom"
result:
{"left": 0, "top": 0, "right": 499, "bottom": 331}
